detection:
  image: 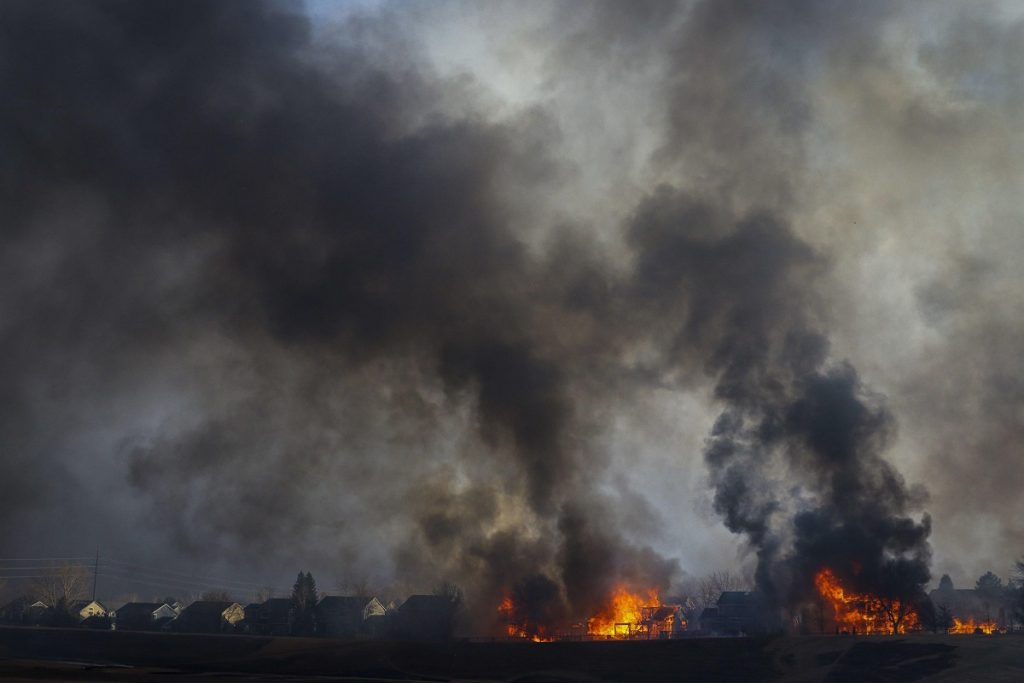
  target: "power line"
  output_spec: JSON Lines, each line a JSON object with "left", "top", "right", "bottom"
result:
{"left": 101, "top": 567, "right": 286, "bottom": 592}
{"left": 101, "top": 559, "right": 275, "bottom": 588}
{"left": 0, "top": 575, "right": 86, "bottom": 580}
{"left": 0, "top": 556, "right": 290, "bottom": 595}
{"left": 99, "top": 572, "right": 266, "bottom": 595}
{"left": 0, "top": 557, "right": 269, "bottom": 587}
{"left": 100, "top": 572, "right": 288, "bottom": 597}
{"left": 0, "top": 557, "right": 93, "bottom": 562}
{"left": 0, "top": 567, "right": 92, "bottom": 572}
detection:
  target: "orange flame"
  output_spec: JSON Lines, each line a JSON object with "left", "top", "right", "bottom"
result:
{"left": 949, "top": 617, "right": 999, "bottom": 634}
{"left": 587, "top": 585, "right": 659, "bottom": 637}
{"left": 814, "top": 568, "right": 919, "bottom": 635}
{"left": 498, "top": 585, "right": 683, "bottom": 641}
{"left": 498, "top": 595, "right": 553, "bottom": 641}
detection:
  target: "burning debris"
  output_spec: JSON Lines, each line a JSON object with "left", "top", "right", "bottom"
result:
{"left": 814, "top": 568, "right": 919, "bottom": 635}
{"left": 949, "top": 617, "right": 999, "bottom": 635}
{"left": 498, "top": 585, "right": 685, "bottom": 641}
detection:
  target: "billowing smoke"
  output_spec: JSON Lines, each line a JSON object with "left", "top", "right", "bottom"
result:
{"left": 0, "top": 0, "right": 681, "bottom": 627}
{"left": 622, "top": 188, "right": 931, "bottom": 608}
{"left": 9, "top": 0, "right": 1021, "bottom": 633}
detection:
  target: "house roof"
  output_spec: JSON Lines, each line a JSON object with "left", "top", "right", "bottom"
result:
{"left": 717, "top": 591, "right": 759, "bottom": 604}
{"left": 115, "top": 602, "right": 164, "bottom": 617}
{"left": 648, "top": 606, "right": 679, "bottom": 621}
{"left": 68, "top": 599, "right": 106, "bottom": 611}
{"left": 180, "top": 601, "right": 236, "bottom": 616}
{"left": 259, "top": 598, "right": 293, "bottom": 619}
{"left": 263, "top": 598, "right": 292, "bottom": 606}
{"left": 0, "top": 597, "right": 31, "bottom": 613}
{"left": 400, "top": 595, "right": 450, "bottom": 614}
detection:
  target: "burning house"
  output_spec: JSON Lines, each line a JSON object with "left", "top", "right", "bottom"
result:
{"left": 929, "top": 574, "right": 1008, "bottom": 634}
{"left": 809, "top": 568, "right": 920, "bottom": 635}
{"left": 499, "top": 585, "right": 686, "bottom": 641}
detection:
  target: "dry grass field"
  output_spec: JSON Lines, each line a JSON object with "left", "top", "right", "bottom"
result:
{"left": 2, "top": 626, "right": 1023, "bottom": 682}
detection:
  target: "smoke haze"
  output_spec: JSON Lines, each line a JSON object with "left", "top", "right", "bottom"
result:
{"left": 2, "top": 0, "right": 1022, "bottom": 626}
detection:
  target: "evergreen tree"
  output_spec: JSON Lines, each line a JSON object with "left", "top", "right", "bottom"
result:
{"left": 975, "top": 571, "right": 1003, "bottom": 596}
{"left": 291, "top": 571, "right": 318, "bottom": 636}
{"left": 975, "top": 571, "right": 1005, "bottom": 622}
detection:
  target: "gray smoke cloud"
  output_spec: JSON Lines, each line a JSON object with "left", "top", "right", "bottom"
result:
{"left": 2, "top": 0, "right": 1021, "bottom": 629}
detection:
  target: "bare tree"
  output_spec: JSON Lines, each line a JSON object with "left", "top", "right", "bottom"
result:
{"left": 878, "top": 595, "right": 915, "bottom": 635}
{"left": 30, "top": 562, "right": 89, "bottom": 607}
{"left": 691, "top": 571, "right": 748, "bottom": 614}
{"left": 336, "top": 574, "right": 373, "bottom": 597}
{"left": 878, "top": 561, "right": 927, "bottom": 635}
{"left": 199, "top": 590, "right": 233, "bottom": 602}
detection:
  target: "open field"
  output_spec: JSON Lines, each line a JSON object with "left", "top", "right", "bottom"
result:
{"left": 2, "top": 626, "right": 1023, "bottom": 682}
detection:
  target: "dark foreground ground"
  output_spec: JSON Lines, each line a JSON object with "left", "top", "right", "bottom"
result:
{"left": 2, "top": 626, "right": 1023, "bottom": 683}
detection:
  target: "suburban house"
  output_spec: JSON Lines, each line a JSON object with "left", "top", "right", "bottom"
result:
{"left": 698, "top": 606, "right": 719, "bottom": 632}
{"left": 366, "top": 600, "right": 396, "bottom": 637}
{"left": 930, "top": 574, "right": 1012, "bottom": 628}
{"left": 250, "top": 598, "right": 293, "bottom": 636}
{"left": 700, "top": 591, "right": 778, "bottom": 635}
{"left": 392, "top": 595, "right": 455, "bottom": 642}
{"left": 640, "top": 604, "right": 686, "bottom": 638}
{"left": 28, "top": 601, "right": 50, "bottom": 625}
{"left": 174, "top": 601, "right": 245, "bottom": 633}
{"left": 67, "top": 600, "right": 108, "bottom": 622}
{"left": 242, "top": 602, "right": 262, "bottom": 632}
{"left": 80, "top": 614, "right": 112, "bottom": 630}
{"left": 111, "top": 602, "right": 173, "bottom": 631}
{"left": 315, "top": 596, "right": 386, "bottom": 638}
{"left": 0, "top": 597, "right": 33, "bottom": 624}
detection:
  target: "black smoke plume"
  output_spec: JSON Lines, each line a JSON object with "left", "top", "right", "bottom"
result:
{"left": 0, "top": 0, "right": 941, "bottom": 630}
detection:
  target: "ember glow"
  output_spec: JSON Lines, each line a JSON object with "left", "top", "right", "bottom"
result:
{"left": 814, "top": 568, "right": 920, "bottom": 635}
{"left": 950, "top": 617, "right": 999, "bottom": 635}
{"left": 497, "top": 596, "right": 553, "bottom": 642}
{"left": 587, "top": 586, "right": 662, "bottom": 638}
{"left": 498, "top": 585, "right": 684, "bottom": 641}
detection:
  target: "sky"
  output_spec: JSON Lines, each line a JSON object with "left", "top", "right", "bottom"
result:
{"left": 1, "top": 0, "right": 1023, "bottom": 623}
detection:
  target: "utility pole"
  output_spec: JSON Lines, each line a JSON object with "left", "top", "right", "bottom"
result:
{"left": 92, "top": 548, "right": 99, "bottom": 602}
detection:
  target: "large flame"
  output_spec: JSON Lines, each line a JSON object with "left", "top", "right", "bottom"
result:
{"left": 949, "top": 617, "right": 999, "bottom": 634}
{"left": 814, "top": 568, "right": 919, "bottom": 635}
{"left": 587, "top": 586, "right": 661, "bottom": 637}
{"left": 497, "top": 596, "right": 552, "bottom": 642}
{"left": 498, "top": 584, "right": 683, "bottom": 640}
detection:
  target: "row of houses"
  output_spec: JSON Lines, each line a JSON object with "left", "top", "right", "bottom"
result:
{"left": 0, "top": 594, "right": 455, "bottom": 641}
